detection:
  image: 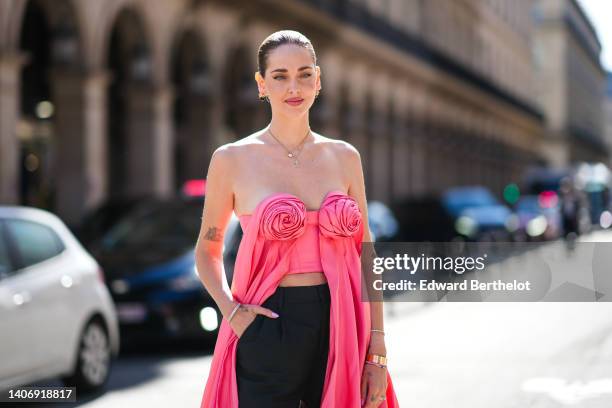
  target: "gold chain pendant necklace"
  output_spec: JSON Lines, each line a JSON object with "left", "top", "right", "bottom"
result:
{"left": 267, "top": 126, "right": 311, "bottom": 167}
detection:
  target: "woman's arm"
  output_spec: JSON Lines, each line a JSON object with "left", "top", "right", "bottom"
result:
{"left": 194, "top": 145, "right": 238, "bottom": 320}
{"left": 343, "top": 144, "right": 387, "bottom": 357}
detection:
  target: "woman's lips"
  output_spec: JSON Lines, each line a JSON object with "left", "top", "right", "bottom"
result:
{"left": 285, "top": 99, "right": 304, "bottom": 106}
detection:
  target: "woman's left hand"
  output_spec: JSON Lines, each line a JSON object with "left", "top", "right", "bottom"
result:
{"left": 361, "top": 338, "right": 388, "bottom": 407}
{"left": 361, "top": 363, "right": 388, "bottom": 407}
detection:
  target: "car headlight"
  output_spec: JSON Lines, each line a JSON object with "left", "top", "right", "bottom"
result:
{"left": 526, "top": 216, "right": 548, "bottom": 237}
{"left": 111, "top": 279, "right": 130, "bottom": 295}
{"left": 455, "top": 216, "right": 478, "bottom": 237}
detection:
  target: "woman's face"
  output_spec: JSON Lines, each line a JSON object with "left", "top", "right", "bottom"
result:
{"left": 256, "top": 44, "right": 321, "bottom": 117}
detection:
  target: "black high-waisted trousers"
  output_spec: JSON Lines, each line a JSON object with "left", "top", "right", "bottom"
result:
{"left": 236, "top": 282, "right": 331, "bottom": 408}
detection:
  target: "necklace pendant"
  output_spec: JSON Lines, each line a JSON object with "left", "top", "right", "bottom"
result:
{"left": 288, "top": 153, "right": 293, "bottom": 158}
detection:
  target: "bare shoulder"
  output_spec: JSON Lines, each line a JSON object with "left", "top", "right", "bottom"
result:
{"left": 312, "top": 133, "right": 361, "bottom": 164}
{"left": 210, "top": 131, "right": 265, "bottom": 165}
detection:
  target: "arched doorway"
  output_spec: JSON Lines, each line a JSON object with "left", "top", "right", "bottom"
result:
{"left": 18, "top": 0, "right": 81, "bottom": 214}
{"left": 223, "top": 45, "right": 268, "bottom": 139}
{"left": 106, "top": 8, "right": 154, "bottom": 200}
{"left": 171, "top": 30, "right": 213, "bottom": 189}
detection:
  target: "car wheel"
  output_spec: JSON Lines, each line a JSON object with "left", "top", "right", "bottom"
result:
{"left": 62, "top": 319, "right": 111, "bottom": 393}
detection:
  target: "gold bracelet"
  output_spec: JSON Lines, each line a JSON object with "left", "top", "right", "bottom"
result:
{"left": 371, "top": 329, "right": 385, "bottom": 335}
{"left": 365, "top": 361, "right": 387, "bottom": 369}
{"left": 366, "top": 353, "right": 387, "bottom": 366}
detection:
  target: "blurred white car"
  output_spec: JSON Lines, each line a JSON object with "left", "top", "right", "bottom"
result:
{"left": 0, "top": 206, "right": 119, "bottom": 393}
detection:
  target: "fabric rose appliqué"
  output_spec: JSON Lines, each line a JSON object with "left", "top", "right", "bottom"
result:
{"left": 260, "top": 196, "right": 307, "bottom": 240}
{"left": 319, "top": 193, "right": 362, "bottom": 238}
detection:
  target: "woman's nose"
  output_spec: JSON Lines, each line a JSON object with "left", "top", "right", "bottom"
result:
{"left": 288, "top": 78, "right": 299, "bottom": 92}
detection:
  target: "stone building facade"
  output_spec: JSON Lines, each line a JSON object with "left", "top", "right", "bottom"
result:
{"left": 1, "top": 0, "right": 545, "bottom": 226}
{"left": 532, "top": 0, "right": 608, "bottom": 168}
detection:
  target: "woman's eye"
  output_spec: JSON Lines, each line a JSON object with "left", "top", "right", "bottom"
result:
{"left": 273, "top": 74, "right": 311, "bottom": 80}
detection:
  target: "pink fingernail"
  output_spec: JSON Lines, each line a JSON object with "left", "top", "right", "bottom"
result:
{"left": 272, "top": 312, "right": 279, "bottom": 318}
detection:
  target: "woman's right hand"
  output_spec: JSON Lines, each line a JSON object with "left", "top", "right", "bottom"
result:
{"left": 229, "top": 303, "right": 279, "bottom": 338}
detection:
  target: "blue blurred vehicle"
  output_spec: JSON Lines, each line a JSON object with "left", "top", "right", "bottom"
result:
{"left": 513, "top": 192, "right": 562, "bottom": 241}
{"left": 441, "top": 186, "right": 518, "bottom": 242}
{"left": 391, "top": 186, "right": 517, "bottom": 242}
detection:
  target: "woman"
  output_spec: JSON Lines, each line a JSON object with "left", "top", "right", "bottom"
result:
{"left": 197, "top": 30, "right": 399, "bottom": 408}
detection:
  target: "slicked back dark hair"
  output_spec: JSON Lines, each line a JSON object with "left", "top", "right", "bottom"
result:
{"left": 257, "top": 30, "right": 316, "bottom": 77}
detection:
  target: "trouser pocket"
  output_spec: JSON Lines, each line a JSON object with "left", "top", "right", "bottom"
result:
{"left": 238, "top": 313, "right": 262, "bottom": 342}
{"left": 236, "top": 314, "right": 286, "bottom": 377}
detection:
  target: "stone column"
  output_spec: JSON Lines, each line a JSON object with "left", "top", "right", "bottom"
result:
{"left": 206, "top": 66, "right": 229, "bottom": 148}
{"left": 369, "top": 108, "right": 390, "bottom": 202}
{"left": 0, "top": 53, "right": 26, "bottom": 205}
{"left": 409, "top": 115, "right": 427, "bottom": 197}
{"left": 344, "top": 102, "right": 368, "bottom": 178}
{"left": 540, "top": 131, "right": 570, "bottom": 169}
{"left": 422, "top": 121, "right": 437, "bottom": 195}
{"left": 404, "top": 112, "right": 415, "bottom": 196}
{"left": 50, "top": 68, "right": 110, "bottom": 226}
{"left": 458, "top": 129, "right": 471, "bottom": 186}
{"left": 124, "top": 82, "right": 174, "bottom": 198}
{"left": 391, "top": 117, "right": 410, "bottom": 201}
{"left": 83, "top": 70, "right": 111, "bottom": 211}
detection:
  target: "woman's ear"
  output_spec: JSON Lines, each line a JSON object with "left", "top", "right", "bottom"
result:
{"left": 315, "top": 66, "right": 322, "bottom": 91}
{"left": 254, "top": 71, "right": 265, "bottom": 94}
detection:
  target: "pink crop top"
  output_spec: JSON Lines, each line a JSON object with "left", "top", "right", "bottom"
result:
{"left": 238, "top": 211, "right": 324, "bottom": 274}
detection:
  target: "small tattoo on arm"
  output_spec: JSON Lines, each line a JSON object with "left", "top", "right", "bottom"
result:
{"left": 204, "top": 227, "right": 223, "bottom": 241}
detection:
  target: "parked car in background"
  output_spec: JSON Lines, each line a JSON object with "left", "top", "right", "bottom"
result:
{"left": 0, "top": 206, "right": 119, "bottom": 394}
{"left": 513, "top": 193, "right": 562, "bottom": 241}
{"left": 86, "top": 190, "right": 242, "bottom": 346}
{"left": 392, "top": 186, "right": 517, "bottom": 242}
{"left": 441, "top": 186, "right": 518, "bottom": 242}
{"left": 522, "top": 165, "right": 593, "bottom": 235}
{"left": 73, "top": 195, "right": 152, "bottom": 247}
{"left": 391, "top": 196, "right": 456, "bottom": 242}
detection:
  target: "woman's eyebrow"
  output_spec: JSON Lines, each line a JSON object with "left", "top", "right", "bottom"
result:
{"left": 270, "top": 66, "right": 314, "bottom": 73}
